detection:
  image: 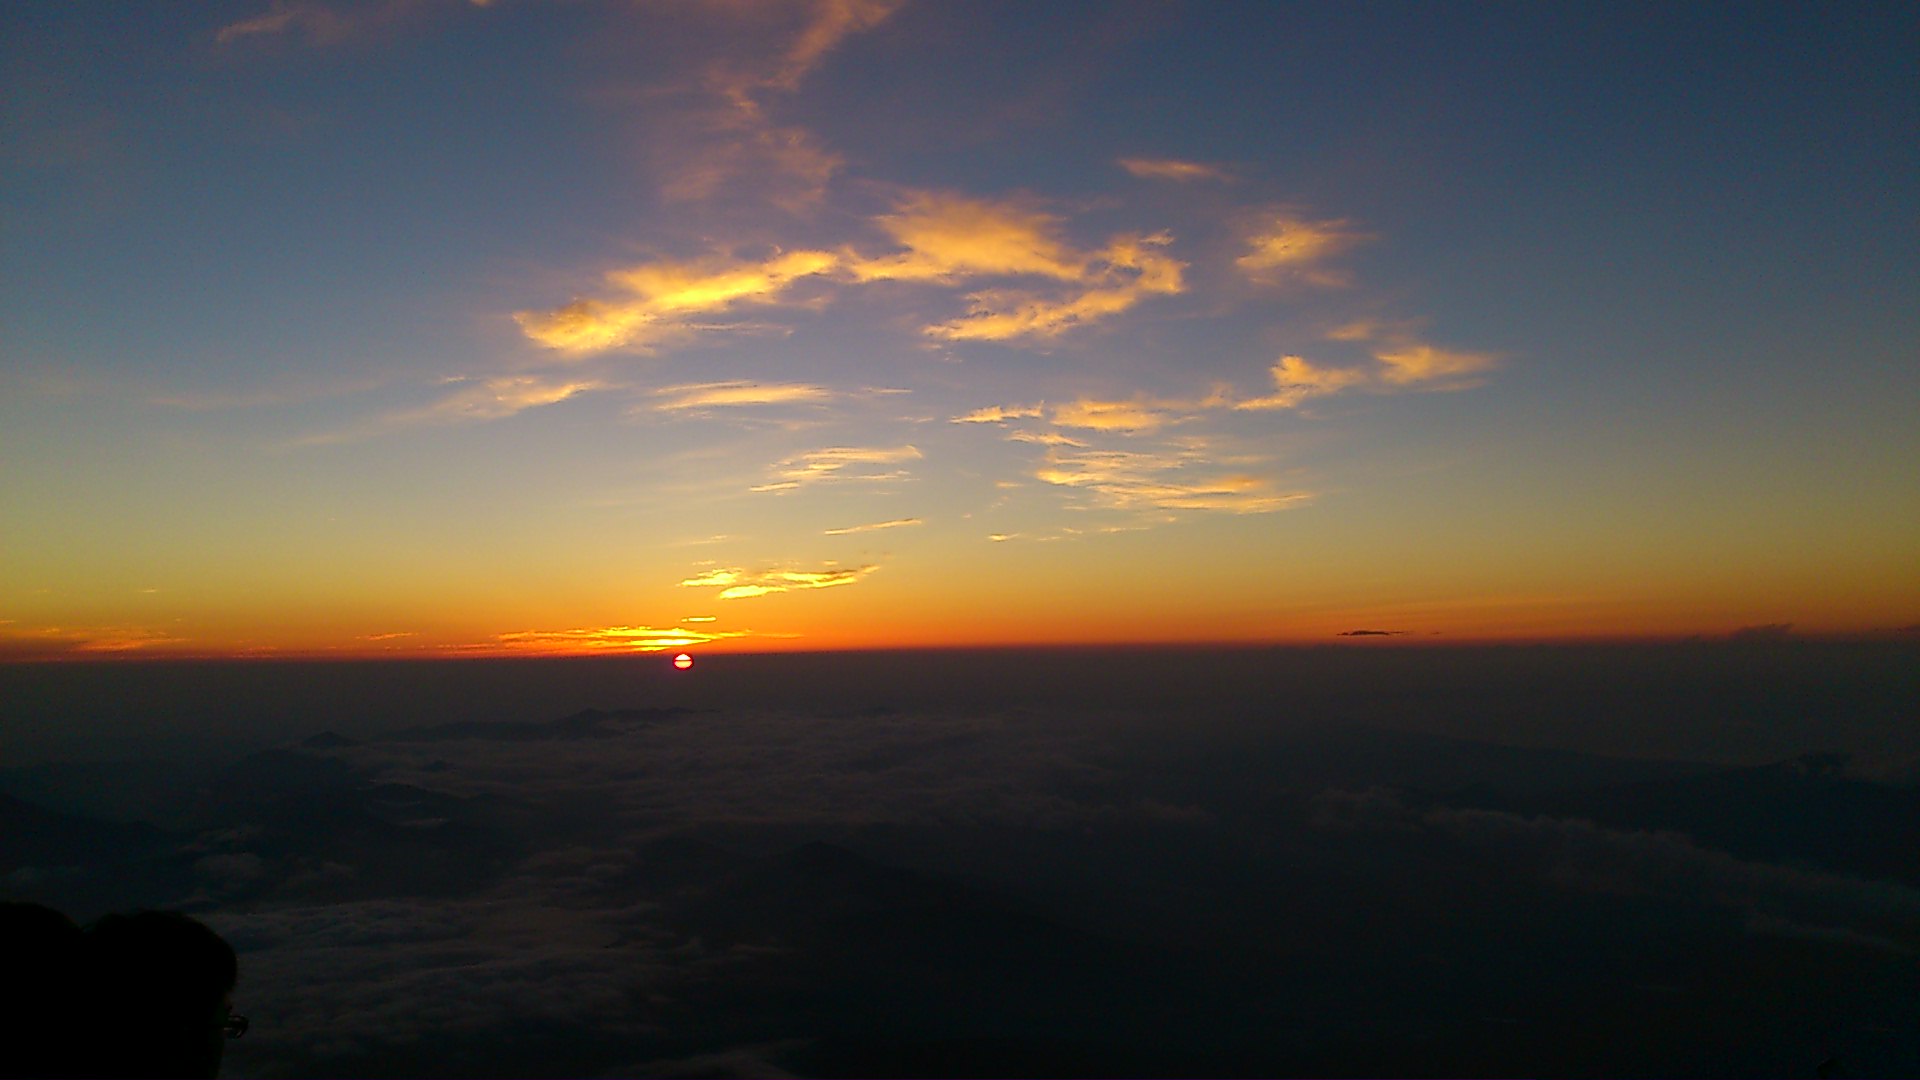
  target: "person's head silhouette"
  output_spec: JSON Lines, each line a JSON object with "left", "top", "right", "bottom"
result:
{"left": 84, "top": 912, "right": 241, "bottom": 1079}
{"left": 1, "top": 902, "right": 86, "bottom": 1078}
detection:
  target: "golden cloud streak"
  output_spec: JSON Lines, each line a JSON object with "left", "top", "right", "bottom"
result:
{"left": 1375, "top": 343, "right": 1497, "bottom": 385}
{"left": 494, "top": 624, "right": 752, "bottom": 653}
{"left": 651, "top": 380, "right": 831, "bottom": 411}
{"left": 1034, "top": 446, "right": 1310, "bottom": 514}
{"left": 1234, "top": 355, "right": 1373, "bottom": 411}
{"left": 679, "top": 564, "right": 878, "bottom": 599}
{"left": 516, "top": 250, "right": 837, "bottom": 355}
{"left": 518, "top": 194, "right": 1190, "bottom": 356}
{"left": 1006, "top": 430, "right": 1086, "bottom": 447}
{"left": 951, "top": 403, "right": 1045, "bottom": 424}
{"left": 755, "top": 444, "right": 922, "bottom": 490}
{"left": 412, "top": 375, "right": 601, "bottom": 421}
{"left": 823, "top": 517, "right": 922, "bottom": 535}
{"left": 924, "top": 233, "right": 1185, "bottom": 342}
{"left": 969, "top": 387, "right": 1231, "bottom": 434}
{"left": 0, "top": 623, "right": 181, "bottom": 658}
{"left": 1048, "top": 398, "right": 1184, "bottom": 433}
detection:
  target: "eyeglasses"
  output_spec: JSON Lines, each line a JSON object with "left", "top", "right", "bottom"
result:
{"left": 221, "top": 1013, "right": 249, "bottom": 1040}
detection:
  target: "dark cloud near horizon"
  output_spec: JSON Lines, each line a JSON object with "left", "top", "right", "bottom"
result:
{"left": 1729, "top": 622, "right": 1796, "bottom": 640}
{"left": 1336, "top": 629, "right": 1407, "bottom": 636}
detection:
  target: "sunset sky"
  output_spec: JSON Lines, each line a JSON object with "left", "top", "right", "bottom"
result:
{"left": 4, "top": 0, "right": 1915, "bottom": 658}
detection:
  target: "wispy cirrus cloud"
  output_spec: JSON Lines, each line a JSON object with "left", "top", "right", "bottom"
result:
{"left": 823, "top": 517, "right": 921, "bottom": 535}
{"left": 403, "top": 375, "right": 603, "bottom": 422}
{"left": 1118, "top": 157, "right": 1233, "bottom": 183}
{"left": 651, "top": 0, "right": 906, "bottom": 208}
{"left": 213, "top": 0, "right": 490, "bottom": 49}
{"left": 1005, "top": 430, "right": 1086, "bottom": 447}
{"left": 1034, "top": 444, "right": 1310, "bottom": 514}
{"left": 957, "top": 391, "right": 1225, "bottom": 435}
{"left": 296, "top": 375, "right": 603, "bottom": 445}
{"left": 649, "top": 381, "right": 832, "bottom": 412}
{"left": 751, "top": 444, "right": 921, "bottom": 492}
{"left": 679, "top": 564, "right": 877, "bottom": 600}
{"left": 767, "top": 0, "right": 904, "bottom": 93}
{"left": 215, "top": 2, "right": 357, "bottom": 46}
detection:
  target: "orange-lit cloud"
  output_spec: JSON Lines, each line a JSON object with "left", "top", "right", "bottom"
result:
{"left": 1033, "top": 445, "right": 1310, "bottom": 514}
{"left": 844, "top": 194, "right": 1088, "bottom": 283}
{"left": 841, "top": 194, "right": 1185, "bottom": 341}
{"left": 1236, "top": 326, "right": 1496, "bottom": 410}
{"left": 1234, "top": 355, "right": 1373, "bottom": 410}
{"left": 1118, "top": 157, "right": 1233, "bottom": 183}
{"left": 752, "top": 444, "right": 921, "bottom": 491}
{"left": 1005, "top": 430, "right": 1086, "bottom": 447}
{"left": 1236, "top": 213, "right": 1368, "bottom": 287}
{"left": 952, "top": 403, "right": 1045, "bottom": 424}
{"left": 1325, "top": 319, "right": 1390, "bottom": 342}
{"left": 679, "top": 564, "right": 878, "bottom": 599}
{"left": 823, "top": 517, "right": 922, "bottom": 535}
{"left": 1374, "top": 342, "right": 1496, "bottom": 386}
{"left": 520, "top": 194, "right": 1190, "bottom": 356}
{"left": 650, "top": 380, "right": 832, "bottom": 411}
{"left": 0, "top": 623, "right": 181, "bottom": 658}
{"left": 1049, "top": 397, "right": 1188, "bottom": 433}
{"left": 965, "top": 390, "right": 1225, "bottom": 434}
{"left": 516, "top": 250, "right": 837, "bottom": 354}
{"left": 924, "top": 233, "right": 1185, "bottom": 342}
{"left": 494, "top": 623, "right": 751, "bottom": 653}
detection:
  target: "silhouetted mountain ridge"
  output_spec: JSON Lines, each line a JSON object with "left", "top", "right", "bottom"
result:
{"left": 0, "top": 792, "right": 171, "bottom": 871}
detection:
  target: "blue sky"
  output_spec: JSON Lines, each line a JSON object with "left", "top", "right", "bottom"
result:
{"left": 3, "top": 0, "right": 1915, "bottom": 656}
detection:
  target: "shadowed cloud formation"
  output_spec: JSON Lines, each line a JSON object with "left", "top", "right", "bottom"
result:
{"left": 7, "top": 647, "right": 1918, "bottom": 1077}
